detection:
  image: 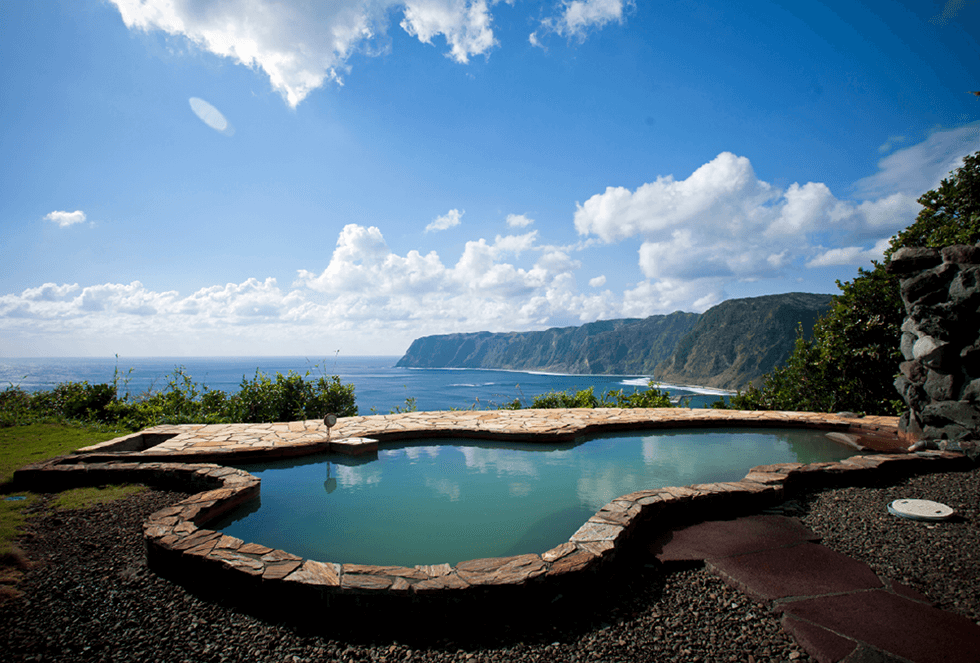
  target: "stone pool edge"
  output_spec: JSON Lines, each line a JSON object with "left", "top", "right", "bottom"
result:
{"left": 12, "top": 410, "right": 973, "bottom": 615}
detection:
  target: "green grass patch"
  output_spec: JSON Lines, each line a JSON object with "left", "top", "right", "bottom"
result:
{"left": 0, "top": 423, "right": 121, "bottom": 486}
{"left": 47, "top": 484, "right": 145, "bottom": 511}
{"left": 0, "top": 496, "right": 38, "bottom": 557}
{"left": 0, "top": 423, "right": 137, "bottom": 558}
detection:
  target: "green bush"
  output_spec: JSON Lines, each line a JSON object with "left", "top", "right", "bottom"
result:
{"left": 500, "top": 382, "right": 674, "bottom": 410}
{"left": 2, "top": 364, "right": 357, "bottom": 430}
{"left": 230, "top": 369, "right": 357, "bottom": 423}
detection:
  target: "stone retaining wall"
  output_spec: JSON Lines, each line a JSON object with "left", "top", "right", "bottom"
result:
{"left": 13, "top": 426, "right": 971, "bottom": 626}
{"left": 888, "top": 244, "right": 980, "bottom": 454}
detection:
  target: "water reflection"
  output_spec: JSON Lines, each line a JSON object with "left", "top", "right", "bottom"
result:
{"left": 212, "top": 428, "right": 853, "bottom": 567}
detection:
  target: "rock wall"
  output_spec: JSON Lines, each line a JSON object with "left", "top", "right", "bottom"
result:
{"left": 887, "top": 245, "right": 980, "bottom": 454}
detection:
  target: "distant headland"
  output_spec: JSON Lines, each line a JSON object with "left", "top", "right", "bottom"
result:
{"left": 396, "top": 292, "right": 833, "bottom": 391}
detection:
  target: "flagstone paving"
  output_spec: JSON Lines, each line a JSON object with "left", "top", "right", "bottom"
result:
{"left": 75, "top": 408, "right": 908, "bottom": 460}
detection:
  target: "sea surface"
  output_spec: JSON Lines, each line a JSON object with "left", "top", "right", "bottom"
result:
{"left": 0, "top": 356, "right": 732, "bottom": 413}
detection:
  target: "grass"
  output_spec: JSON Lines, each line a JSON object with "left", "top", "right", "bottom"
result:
{"left": 0, "top": 423, "right": 139, "bottom": 600}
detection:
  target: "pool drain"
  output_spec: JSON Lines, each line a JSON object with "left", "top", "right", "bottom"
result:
{"left": 887, "top": 498, "right": 954, "bottom": 521}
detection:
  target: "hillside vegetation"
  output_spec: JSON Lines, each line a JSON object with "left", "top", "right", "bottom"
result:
{"left": 397, "top": 293, "right": 833, "bottom": 390}
{"left": 654, "top": 293, "right": 832, "bottom": 389}
{"left": 397, "top": 312, "right": 700, "bottom": 374}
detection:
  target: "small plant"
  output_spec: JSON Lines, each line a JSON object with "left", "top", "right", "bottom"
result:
{"left": 390, "top": 396, "right": 418, "bottom": 414}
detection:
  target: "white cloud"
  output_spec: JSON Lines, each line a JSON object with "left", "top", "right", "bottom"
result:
{"left": 110, "top": 0, "right": 632, "bottom": 106}
{"left": 400, "top": 0, "right": 496, "bottom": 64}
{"left": 534, "top": 0, "right": 632, "bottom": 42}
{"left": 189, "top": 97, "right": 234, "bottom": 135}
{"left": 425, "top": 208, "right": 464, "bottom": 233}
{"left": 293, "top": 223, "right": 614, "bottom": 333}
{"left": 12, "top": 128, "right": 977, "bottom": 357}
{"left": 853, "top": 124, "right": 980, "bottom": 198}
{"left": 506, "top": 213, "right": 534, "bottom": 228}
{"left": 621, "top": 279, "right": 723, "bottom": 318}
{"left": 878, "top": 135, "right": 906, "bottom": 154}
{"left": 493, "top": 231, "right": 538, "bottom": 257}
{"left": 806, "top": 238, "right": 891, "bottom": 268}
{"left": 573, "top": 133, "right": 977, "bottom": 288}
{"left": 110, "top": 0, "right": 499, "bottom": 107}
{"left": 44, "top": 210, "right": 87, "bottom": 228}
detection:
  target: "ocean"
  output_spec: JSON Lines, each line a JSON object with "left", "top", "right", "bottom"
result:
{"left": 0, "top": 356, "right": 732, "bottom": 414}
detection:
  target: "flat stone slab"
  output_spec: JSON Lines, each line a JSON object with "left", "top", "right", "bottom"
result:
{"left": 707, "top": 542, "right": 883, "bottom": 601}
{"left": 779, "top": 589, "right": 980, "bottom": 663}
{"left": 650, "top": 514, "right": 820, "bottom": 562}
{"left": 649, "top": 514, "right": 980, "bottom": 661}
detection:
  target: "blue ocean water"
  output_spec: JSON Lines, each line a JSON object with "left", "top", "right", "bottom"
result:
{"left": 0, "top": 356, "right": 731, "bottom": 413}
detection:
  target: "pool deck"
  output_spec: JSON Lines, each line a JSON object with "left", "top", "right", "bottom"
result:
{"left": 72, "top": 408, "right": 909, "bottom": 460}
{"left": 14, "top": 408, "right": 979, "bottom": 661}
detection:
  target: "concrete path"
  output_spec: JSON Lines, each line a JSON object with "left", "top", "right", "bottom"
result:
{"left": 650, "top": 515, "right": 980, "bottom": 663}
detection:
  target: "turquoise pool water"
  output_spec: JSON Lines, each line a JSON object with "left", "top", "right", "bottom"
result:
{"left": 211, "top": 428, "right": 855, "bottom": 567}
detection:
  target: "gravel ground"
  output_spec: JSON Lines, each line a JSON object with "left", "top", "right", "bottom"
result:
{"left": 2, "top": 464, "right": 977, "bottom": 663}
{"left": 798, "top": 465, "right": 980, "bottom": 625}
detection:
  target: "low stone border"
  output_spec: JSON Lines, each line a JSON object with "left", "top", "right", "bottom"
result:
{"left": 12, "top": 411, "right": 973, "bottom": 622}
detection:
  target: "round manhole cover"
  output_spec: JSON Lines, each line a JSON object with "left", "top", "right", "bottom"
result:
{"left": 887, "top": 498, "right": 954, "bottom": 521}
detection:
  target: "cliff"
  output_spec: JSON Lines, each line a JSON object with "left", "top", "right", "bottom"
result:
{"left": 395, "top": 312, "right": 700, "bottom": 374}
{"left": 653, "top": 292, "right": 833, "bottom": 389}
{"left": 396, "top": 292, "right": 833, "bottom": 389}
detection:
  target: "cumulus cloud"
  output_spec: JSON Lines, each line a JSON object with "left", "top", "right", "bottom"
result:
{"left": 425, "top": 209, "right": 464, "bottom": 233}
{"left": 0, "top": 219, "right": 628, "bottom": 355}
{"left": 110, "top": 1, "right": 631, "bottom": 106}
{"left": 572, "top": 148, "right": 940, "bottom": 284}
{"left": 294, "top": 223, "right": 611, "bottom": 329}
{"left": 400, "top": 0, "right": 496, "bottom": 64}
{"left": 44, "top": 210, "right": 87, "bottom": 228}
{"left": 807, "top": 238, "right": 892, "bottom": 268}
{"left": 506, "top": 213, "right": 534, "bottom": 228}
{"left": 588, "top": 275, "right": 606, "bottom": 288}
{"left": 110, "top": 0, "right": 498, "bottom": 107}
{"left": 532, "top": 0, "right": 632, "bottom": 44}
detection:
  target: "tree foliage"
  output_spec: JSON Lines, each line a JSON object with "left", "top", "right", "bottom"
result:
{"left": 885, "top": 151, "right": 980, "bottom": 258}
{"left": 719, "top": 151, "right": 980, "bottom": 415}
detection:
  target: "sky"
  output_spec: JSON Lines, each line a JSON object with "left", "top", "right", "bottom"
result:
{"left": 1, "top": 0, "right": 978, "bottom": 358}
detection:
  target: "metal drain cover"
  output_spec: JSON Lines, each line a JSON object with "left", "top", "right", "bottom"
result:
{"left": 887, "top": 498, "right": 954, "bottom": 521}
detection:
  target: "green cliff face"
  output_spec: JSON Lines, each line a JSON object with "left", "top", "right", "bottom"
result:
{"left": 396, "top": 292, "right": 832, "bottom": 389}
{"left": 653, "top": 293, "right": 832, "bottom": 389}
{"left": 395, "top": 312, "right": 700, "bottom": 374}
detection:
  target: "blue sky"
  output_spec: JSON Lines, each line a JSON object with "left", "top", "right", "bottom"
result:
{"left": 1, "top": 0, "right": 978, "bottom": 358}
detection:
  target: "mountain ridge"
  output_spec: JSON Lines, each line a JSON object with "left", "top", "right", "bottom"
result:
{"left": 396, "top": 292, "right": 833, "bottom": 390}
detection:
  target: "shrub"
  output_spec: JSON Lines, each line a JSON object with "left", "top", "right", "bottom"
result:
{"left": 500, "top": 382, "right": 673, "bottom": 410}
{"left": 229, "top": 369, "right": 357, "bottom": 423}
{"left": 3, "top": 364, "right": 357, "bottom": 430}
